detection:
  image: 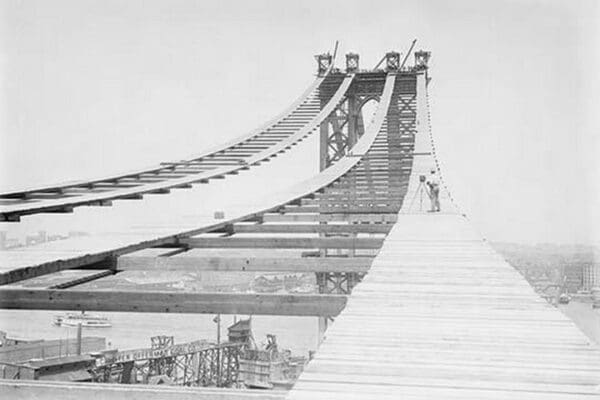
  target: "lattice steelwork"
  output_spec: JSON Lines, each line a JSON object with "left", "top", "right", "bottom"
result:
{"left": 414, "top": 50, "right": 431, "bottom": 70}
{"left": 197, "top": 344, "right": 241, "bottom": 387}
{"left": 319, "top": 72, "right": 385, "bottom": 170}
{"left": 345, "top": 53, "right": 359, "bottom": 72}
{"left": 316, "top": 271, "right": 365, "bottom": 295}
{"left": 92, "top": 341, "right": 242, "bottom": 387}
{"left": 315, "top": 53, "right": 333, "bottom": 76}
{"left": 315, "top": 72, "right": 417, "bottom": 299}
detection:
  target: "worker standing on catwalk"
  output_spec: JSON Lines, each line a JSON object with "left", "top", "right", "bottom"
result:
{"left": 427, "top": 169, "right": 441, "bottom": 212}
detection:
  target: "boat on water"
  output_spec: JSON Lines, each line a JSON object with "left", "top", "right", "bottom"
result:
{"left": 53, "top": 312, "right": 111, "bottom": 328}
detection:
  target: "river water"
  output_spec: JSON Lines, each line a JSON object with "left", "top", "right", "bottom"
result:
{"left": 0, "top": 310, "right": 319, "bottom": 357}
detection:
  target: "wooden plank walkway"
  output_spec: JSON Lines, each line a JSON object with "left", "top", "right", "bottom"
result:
{"left": 287, "top": 72, "right": 600, "bottom": 399}
{"left": 287, "top": 213, "right": 600, "bottom": 399}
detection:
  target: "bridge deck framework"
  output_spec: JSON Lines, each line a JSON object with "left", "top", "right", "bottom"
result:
{"left": 0, "top": 48, "right": 599, "bottom": 399}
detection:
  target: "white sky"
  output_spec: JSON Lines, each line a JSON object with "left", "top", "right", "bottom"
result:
{"left": 0, "top": 0, "right": 598, "bottom": 245}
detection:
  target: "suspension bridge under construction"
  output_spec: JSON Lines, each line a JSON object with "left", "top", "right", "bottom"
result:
{"left": 0, "top": 46, "right": 599, "bottom": 399}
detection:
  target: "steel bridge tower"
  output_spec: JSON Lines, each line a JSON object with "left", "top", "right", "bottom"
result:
{"left": 314, "top": 51, "right": 428, "bottom": 298}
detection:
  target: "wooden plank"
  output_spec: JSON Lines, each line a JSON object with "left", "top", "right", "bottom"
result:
{"left": 330, "top": 183, "right": 405, "bottom": 190}
{"left": 282, "top": 205, "right": 400, "bottom": 214}
{"left": 0, "top": 380, "right": 285, "bottom": 400}
{"left": 0, "top": 73, "right": 327, "bottom": 200}
{"left": 0, "top": 289, "right": 347, "bottom": 316}
{"left": 261, "top": 213, "right": 398, "bottom": 223}
{"left": 48, "top": 269, "right": 116, "bottom": 289}
{"left": 288, "top": 214, "right": 600, "bottom": 398}
{"left": 229, "top": 224, "right": 391, "bottom": 234}
{"left": 319, "top": 187, "right": 404, "bottom": 194}
{"left": 117, "top": 256, "right": 373, "bottom": 273}
{"left": 178, "top": 237, "right": 384, "bottom": 249}
{"left": 0, "top": 74, "right": 350, "bottom": 219}
{"left": 0, "top": 73, "right": 395, "bottom": 290}
{"left": 287, "top": 71, "right": 600, "bottom": 399}
{"left": 343, "top": 170, "right": 402, "bottom": 176}
{"left": 0, "top": 254, "right": 118, "bottom": 286}
{"left": 325, "top": 193, "right": 396, "bottom": 204}
{"left": 302, "top": 199, "right": 398, "bottom": 206}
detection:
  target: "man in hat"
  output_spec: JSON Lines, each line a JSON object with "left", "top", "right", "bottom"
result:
{"left": 426, "top": 169, "right": 441, "bottom": 212}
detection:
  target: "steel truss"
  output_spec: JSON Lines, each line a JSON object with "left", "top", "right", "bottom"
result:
{"left": 197, "top": 344, "right": 241, "bottom": 387}
{"left": 319, "top": 76, "right": 384, "bottom": 170}
{"left": 315, "top": 68, "right": 407, "bottom": 299}
{"left": 316, "top": 271, "right": 364, "bottom": 295}
{"left": 93, "top": 338, "right": 243, "bottom": 387}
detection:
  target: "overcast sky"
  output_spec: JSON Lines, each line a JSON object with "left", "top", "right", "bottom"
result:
{"left": 1, "top": 0, "right": 598, "bottom": 245}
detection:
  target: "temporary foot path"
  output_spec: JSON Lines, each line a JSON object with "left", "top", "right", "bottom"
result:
{"left": 287, "top": 73, "right": 600, "bottom": 400}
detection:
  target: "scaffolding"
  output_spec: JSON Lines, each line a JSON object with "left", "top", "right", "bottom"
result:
{"left": 92, "top": 336, "right": 243, "bottom": 387}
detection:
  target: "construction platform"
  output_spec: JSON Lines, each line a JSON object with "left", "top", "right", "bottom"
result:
{"left": 287, "top": 213, "right": 600, "bottom": 399}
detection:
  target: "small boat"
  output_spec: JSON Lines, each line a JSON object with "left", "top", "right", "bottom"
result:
{"left": 53, "top": 312, "right": 111, "bottom": 328}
